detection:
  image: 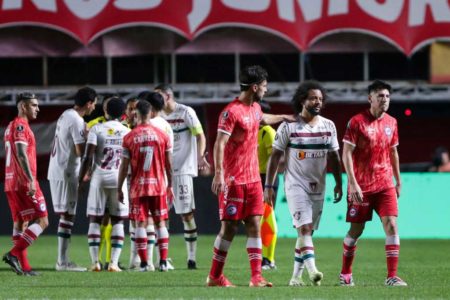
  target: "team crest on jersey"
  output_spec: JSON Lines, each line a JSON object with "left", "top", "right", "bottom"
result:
{"left": 16, "top": 125, "right": 24, "bottom": 132}
{"left": 226, "top": 204, "right": 237, "bottom": 216}
{"left": 384, "top": 127, "right": 392, "bottom": 136}
{"left": 80, "top": 130, "right": 85, "bottom": 138}
{"left": 349, "top": 207, "right": 357, "bottom": 217}
{"left": 40, "top": 203, "right": 46, "bottom": 212}
{"left": 255, "top": 111, "right": 260, "bottom": 120}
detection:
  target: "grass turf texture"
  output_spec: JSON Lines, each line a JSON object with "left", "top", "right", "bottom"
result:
{"left": 0, "top": 235, "right": 449, "bottom": 299}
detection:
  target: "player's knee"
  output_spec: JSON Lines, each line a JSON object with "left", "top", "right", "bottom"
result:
{"left": 182, "top": 212, "right": 193, "bottom": 222}
{"left": 299, "top": 224, "right": 313, "bottom": 236}
{"left": 384, "top": 220, "right": 398, "bottom": 235}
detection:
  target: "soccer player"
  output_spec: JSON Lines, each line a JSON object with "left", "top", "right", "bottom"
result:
{"left": 339, "top": 80, "right": 407, "bottom": 287}
{"left": 258, "top": 101, "right": 278, "bottom": 271}
{"left": 122, "top": 97, "right": 139, "bottom": 129}
{"left": 264, "top": 81, "right": 343, "bottom": 286}
{"left": 156, "top": 84, "right": 209, "bottom": 270}
{"left": 79, "top": 97, "right": 130, "bottom": 272}
{"left": 48, "top": 86, "right": 97, "bottom": 271}
{"left": 207, "top": 65, "right": 295, "bottom": 287}
{"left": 118, "top": 100, "right": 173, "bottom": 272}
{"left": 3, "top": 93, "right": 49, "bottom": 276}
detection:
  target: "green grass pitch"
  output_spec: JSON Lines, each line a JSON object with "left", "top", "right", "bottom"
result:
{"left": 1, "top": 235, "right": 449, "bottom": 299}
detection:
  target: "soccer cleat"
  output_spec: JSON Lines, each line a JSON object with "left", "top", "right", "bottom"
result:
{"left": 309, "top": 270, "right": 323, "bottom": 286}
{"left": 249, "top": 274, "right": 273, "bottom": 287}
{"left": 261, "top": 257, "right": 276, "bottom": 270}
{"left": 23, "top": 270, "right": 40, "bottom": 276}
{"left": 159, "top": 260, "right": 168, "bottom": 272}
{"left": 129, "top": 254, "right": 141, "bottom": 270}
{"left": 166, "top": 258, "right": 175, "bottom": 270}
{"left": 339, "top": 273, "right": 355, "bottom": 286}
{"left": 385, "top": 276, "right": 408, "bottom": 286}
{"left": 103, "top": 262, "right": 109, "bottom": 271}
{"left": 187, "top": 260, "right": 197, "bottom": 270}
{"left": 107, "top": 264, "right": 123, "bottom": 272}
{"left": 206, "top": 274, "right": 236, "bottom": 287}
{"left": 3, "top": 252, "right": 23, "bottom": 275}
{"left": 55, "top": 261, "right": 87, "bottom": 272}
{"left": 289, "top": 277, "right": 306, "bottom": 287}
{"left": 90, "top": 262, "right": 102, "bottom": 272}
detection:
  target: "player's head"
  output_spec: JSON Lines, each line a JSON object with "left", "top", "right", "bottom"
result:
{"left": 432, "top": 146, "right": 449, "bottom": 167}
{"left": 136, "top": 98, "right": 151, "bottom": 121}
{"left": 292, "top": 81, "right": 327, "bottom": 116}
{"left": 239, "top": 65, "right": 268, "bottom": 102}
{"left": 74, "top": 87, "right": 97, "bottom": 115}
{"left": 102, "top": 96, "right": 113, "bottom": 116}
{"left": 125, "top": 97, "right": 139, "bottom": 124}
{"left": 368, "top": 80, "right": 391, "bottom": 113}
{"left": 16, "top": 92, "right": 39, "bottom": 120}
{"left": 154, "top": 83, "right": 174, "bottom": 107}
{"left": 139, "top": 91, "right": 164, "bottom": 113}
{"left": 106, "top": 96, "right": 126, "bottom": 120}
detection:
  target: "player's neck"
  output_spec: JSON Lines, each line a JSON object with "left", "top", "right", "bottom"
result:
{"left": 164, "top": 101, "right": 176, "bottom": 114}
{"left": 17, "top": 113, "right": 29, "bottom": 123}
{"left": 300, "top": 111, "right": 318, "bottom": 125}
{"left": 369, "top": 107, "right": 385, "bottom": 119}
{"left": 74, "top": 105, "right": 87, "bottom": 117}
{"left": 238, "top": 93, "right": 254, "bottom": 105}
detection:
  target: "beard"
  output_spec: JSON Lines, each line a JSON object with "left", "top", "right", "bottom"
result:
{"left": 306, "top": 106, "right": 321, "bottom": 116}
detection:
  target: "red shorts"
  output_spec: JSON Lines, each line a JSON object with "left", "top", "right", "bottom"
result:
{"left": 346, "top": 188, "right": 398, "bottom": 223}
{"left": 129, "top": 195, "right": 168, "bottom": 223}
{"left": 6, "top": 185, "right": 48, "bottom": 222}
{"left": 219, "top": 182, "right": 264, "bottom": 221}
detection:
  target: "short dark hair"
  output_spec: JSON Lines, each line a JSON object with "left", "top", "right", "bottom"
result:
{"left": 291, "top": 81, "right": 327, "bottom": 115}
{"left": 239, "top": 65, "right": 268, "bottom": 92}
{"left": 138, "top": 91, "right": 164, "bottom": 112}
{"left": 368, "top": 80, "right": 392, "bottom": 94}
{"left": 106, "top": 97, "right": 126, "bottom": 119}
{"left": 16, "top": 92, "right": 36, "bottom": 105}
{"left": 154, "top": 84, "right": 173, "bottom": 94}
{"left": 74, "top": 87, "right": 97, "bottom": 107}
{"left": 126, "top": 97, "right": 139, "bottom": 105}
{"left": 136, "top": 98, "right": 151, "bottom": 117}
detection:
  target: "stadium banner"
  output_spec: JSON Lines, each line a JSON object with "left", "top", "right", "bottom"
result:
{"left": 275, "top": 173, "right": 450, "bottom": 239}
{"left": 1, "top": 0, "right": 450, "bottom": 54}
{"left": 430, "top": 41, "right": 450, "bottom": 83}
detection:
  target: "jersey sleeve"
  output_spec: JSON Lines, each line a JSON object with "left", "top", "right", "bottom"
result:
{"left": 329, "top": 122, "right": 340, "bottom": 151}
{"left": 86, "top": 125, "right": 98, "bottom": 146}
{"left": 71, "top": 118, "right": 86, "bottom": 145}
{"left": 217, "top": 107, "right": 236, "bottom": 136}
{"left": 272, "top": 122, "right": 289, "bottom": 151}
{"left": 122, "top": 134, "right": 131, "bottom": 159}
{"left": 390, "top": 119, "right": 399, "bottom": 147}
{"left": 13, "top": 122, "right": 29, "bottom": 145}
{"left": 186, "top": 107, "right": 204, "bottom": 136}
{"left": 165, "top": 132, "right": 173, "bottom": 152}
{"left": 343, "top": 117, "right": 358, "bottom": 147}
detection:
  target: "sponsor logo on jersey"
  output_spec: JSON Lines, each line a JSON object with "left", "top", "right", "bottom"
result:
{"left": 243, "top": 116, "right": 250, "bottom": 124}
{"left": 367, "top": 127, "right": 376, "bottom": 135}
{"left": 293, "top": 211, "right": 301, "bottom": 221}
{"left": 226, "top": 204, "right": 237, "bottom": 216}
{"left": 297, "top": 150, "right": 326, "bottom": 160}
{"left": 222, "top": 111, "right": 229, "bottom": 119}
{"left": 384, "top": 126, "right": 392, "bottom": 136}
{"left": 349, "top": 207, "right": 357, "bottom": 217}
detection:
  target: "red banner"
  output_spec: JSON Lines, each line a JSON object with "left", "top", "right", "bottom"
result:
{"left": 1, "top": 0, "right": 450, "bottom": 54}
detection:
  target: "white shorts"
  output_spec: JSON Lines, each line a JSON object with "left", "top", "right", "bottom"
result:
{"left": 285, "top": 186, "right": 324, "bottom": 229}
{"left": 87, "top": 181, "right": 129, "bottom": 218}
{"left": 173, "top": 175, "right": 195, "bottom": 214}
{"left": 50, "top": 179, "right": 78, "bottom": 215}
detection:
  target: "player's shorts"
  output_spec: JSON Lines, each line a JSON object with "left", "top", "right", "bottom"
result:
{"left": 285, "top": 186, "right": 323, "bottom": 229}
{"left": 346, "top": 187, "right": 398, "bottom": 223}
{"left": 86, "top": 182, "right": 129, "bottom": 218}
{"left": 129, "top": 195, "right": 168, "bottom": 223}
{"left": 219, "top": 182, "right": 264, "bottom": 221}
{"left": 49, "top": 179, "right": 78, "bottom": 215}
{"left": 6, "top": 184, "right": 48, "bottom": 222}
{"left": 173, "top": 175, "right": 195, "bottom": 214}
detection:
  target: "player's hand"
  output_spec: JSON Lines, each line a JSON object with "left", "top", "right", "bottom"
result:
{"left": 118, "top": 189, "right": 124, "bottom": 204}
{"left": 264, "top": 187, "right": 275, "bottom": 206}
{"left": 395, "top": 183, "right": 402, "bottom": 198}
{"left": 333, "top": 185, "right": 343, "bottom": 203}
{"left": 198, "top": 153, "right": 211, "bottom": 175}
{"left": 349, "top": 182, "right": 363, "bottom": 204}
{"left": 211, "top": 173, "right": 225, "bottom": 195}
{"left": 27, "top": 180, "right": 36, "bottom": 197}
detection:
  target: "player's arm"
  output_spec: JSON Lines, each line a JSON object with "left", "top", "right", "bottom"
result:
{"left": 261, "top": 113, "right": 296, "bottom": 125}
{"left": 74, "top": 142, "right": 86, "bottom": 157}
{"left": 328, "top": 150, "right": 343, "bottom": 203}
{"left": 195, "top": 131, "right": 210, "bottom": 171}
{"left": 78, "top": 143, "right": 96, "bottom": 185}
{"left": 342, "top": 142, "right": 363, "bottom": 203}
{"left": 165, "top": 150, "right": 174, "bottom": 202}
{"left": 211, "top": 132, "right": 230, "bottom": 195}
{"left": 264, "top": 148, "right": 283, "bottom": 206}
{"left": 117, "top": 156, "right": 130, "bottom": 204}
{"left": 16, "top": 142, "right": 36, "bottom": 196}
{"left": 390, "top": 146, "right": 401, "bottom": 198}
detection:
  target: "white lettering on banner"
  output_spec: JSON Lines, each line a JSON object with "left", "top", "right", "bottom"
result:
{"left": 114, "top": 0, "right": 162, "bottom": 10}
{"left": 328, "top": 0, "right": 349, "bottom": 16}
{"left": 278, "top": 0, "right": 323, "bottom": 22}
{"left": 188, "top": 0, "right": 212, "bottom": 33}
{"left": 409, "top": 0, "right": 450, "bottom": 26}
{"left": 222, "top": 0, "right": 270, "bottom": 12}
{"left": 63, "top": 0, "right": 108, "bottom": 20}
{"left": 2, "top": 0, "right": 56, "bottom": 11}
{"left": 356, "top": 0, "right": 404, "bottom": 23}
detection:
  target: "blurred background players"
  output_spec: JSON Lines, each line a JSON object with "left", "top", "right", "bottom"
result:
{"left": 48, "top": 87, "right": 97, "bottom": 271}
{"left": 429, "top": 146, "right": 450, "bottom": 172}
{"left": 208, "top": 65, "right": 294, "bottom": 287}
{"left": 79, "top": 97, "right": 130, "bottom": 272}
{"left": 118, "top": 100, "right": 173, "bottom": 272}
{"left": 340, "top": 80, "right": 407, "bottom": 287}
{"left": 258, "top": 101, "right": 278, "bottom": 271}
{"left": 156, "top": 84, "right": 209, "bottom": 270}
{"left": 3, "top": 93, "right": 49, "bottom": 276}
{"left": 264, "top": 81, "right": 342, "bottom": 286}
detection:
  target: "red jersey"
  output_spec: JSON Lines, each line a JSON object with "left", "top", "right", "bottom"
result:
{"left": 4, "top": 117, "right": 37, "bottom": 191}
{"left": 217, "top": 98, "right": 263, "bottom": 185}
{"left": 122, "top": 123, "right": 172, "bottom": 198}
{"left": 343, "top": 110, "right": 399, "bottom": 193}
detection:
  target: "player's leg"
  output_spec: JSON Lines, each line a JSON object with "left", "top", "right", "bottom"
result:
{"left": 182, "top": 212, "right": 197, "bottom": 269}
{"left": 133, "top": 197, "right": 150, "bottom": 271}
{"left": 128, "top": 198, "right": 140, "bottom": 269}
{"left": 88, "top": 216, "right": 102, "bottom": 271}
{"left": 148, "top": 195, "right": 170, "bottom": 272}
{"left": 86, "top": 183, "right": 106, "bottom": 271}
{"left": 146, "top": 216, "right": 156, "bottom": 270}
{"left": 339, "top": 222, "right": 364, "bottom": 286}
